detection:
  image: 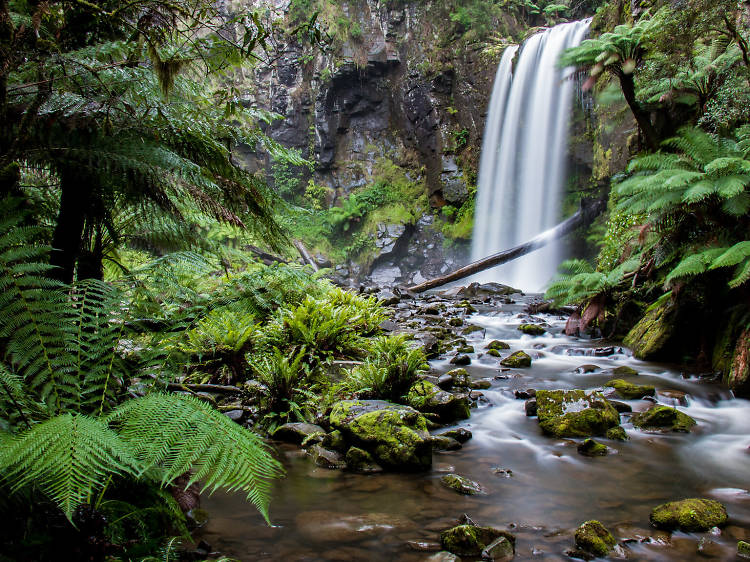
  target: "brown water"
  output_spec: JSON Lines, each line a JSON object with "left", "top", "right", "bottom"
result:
{"left": 199, "top": 297, "right": 750, "bottom": 560}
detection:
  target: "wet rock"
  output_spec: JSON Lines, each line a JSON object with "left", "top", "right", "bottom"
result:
{"left": 378, "top": 290, "right": 400, "bottom": 306}
{"left": 606, "top": 426, "right": 629, "bottom": 441}
{"left": 426, "top": 552, "right": 461, "bottom": 562}
{"left": 272, "top": 422, "right": 326, "bottom": 445}
{"left": 650, "top": 498, "right": 728, "bottom": 532}
{"left": 593, "top": 346, "right": 619, "bottom": 357}
{"left": 612, "top": 365, "right": 639, "bottom": 376}
{"left": 345, "top": 446, "right": 383, "bottom": 473}
{"left": 431, "top": 435, "right": 463, "bottom": 451}
{"left": 631, "top": 405, "right": 697, "bottom": 432}
{"left": 440, "top": 524, "right": 516, "bottom": 557}
{"left": 518, "top": 323, "right": 546, "bottom": 336}
{"left": 307, "top": 445, "right": 346, "bottom": 469}
{"left": 407, "top": 540, "right": 442, "bottom": 552}
{"left": 609, "top": 400, "right": 632, "bottom": 413}
{"left": 224, "top": 409, "right": 244, "bottom": 422}
{"left": 420, "top": 334, "right": 441, "bottom": 359}
{"left": 462, "top": 324, "right": 485, "bottom": 336}
{"left": 525, "top": 398, "right": 538, "bottom": 417}
{"left": 604, "top": 379, "right": 656, "bottom": 399}
{"left": 449, "top": 317, "right": 464, "bottom": 327}
{"left": 486, "top": 349, "right": 502, "bottom": 357}
{"left": 322, "top": 429, "right": 348, "bottom": 452}
{"left": 624, "top": 300, "right": 676, "bottom": 360}
{"left": 379, "top": 319, "right": 399, "bottom": 332}
{"left": 446, "top": 368, "right": 471, "bottom": 388}
{"left": 441, "top": 473, "right": 485, "bottom": 495}
{"left": 458, "top": 345, "right": 475, "bottom": 354}
{"left": 437, "top": 373, "right": 454, "bottom": 390}
{"left": 577, "top": 438, "right": 608, "bottom": 457}
{"left": 481, "top": 535, "right": 514, "bottom": 561}
{"left": 491, "top": 467, "right": 513, "bottom": 478}
{"left": 575, "top": 364, "right": 599, "bottom": 374}
{"left": 658, "top": 389, "right": 688, "bottom": 406}
{"left": 441, "top": 427, "right": 473, "bottom": 443}
{"left": 406, "top": 380, "right": 471, "bottom": 423}
{"left": 471, "top": 379, "right": 492, "bottom": 390}
{"left": 330, "top": 400, "right": 432, "bottom": 470}
{"left": 515, "top": 389, "right": 536, "bottom": 399}
{"left": 450, "top": 354, "right": 472, "bottom": 366}
{"left": 739, "top": 540, "right": 750, "bottom": 558}
{"left": 575, "top": 520, "right": 617, "bottom": 557}
{"left": 501, "top": 351, "right": 532, "bottom": 368}
{"left": 487, "top": 340, "right": 511, "bottom": 350}
{"left": 535, "top": 390, "right": 620, "bottom": 438}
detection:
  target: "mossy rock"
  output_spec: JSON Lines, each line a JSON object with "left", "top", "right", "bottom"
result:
{"left": 448, "top": 317, "right": 464, "bottom": 327}
{"left": 631, "top": 405, "right": 696, "bottom": 433}
{"left": 330, "top": 400, "right": 431, "bottom": 471}
{"left": 322, "top": 429, "right": 347, "bottom": 452}
{"left": 606, "top": 426, "right": 628, "bottom": 441}
{"left": 501, "top": 351, "right": 532, "bottom": 368}
{"left": 458, "top": 345, "right": 475, "bottom": 354}
{"left": 487, "top": 340, "right": 510, "bottom": 350}
{"left": 726, "top": 327, "right": 750, "bottom": 398}
{"left": 445, "top": 368, "right": 471, "bottom": 388}
{"left": 471, "top": 379, "right": 491, "bottom": 390}
{"left": 738, "top": 540, "right": 750, "bottom": 558}
{"left": 440, "top": 427, "right": 472, "bottom": 443}
{"left": 518, "top": 323, "right": 546, "bottom": 336}
{"left": 612, "top": 365, "right": 639, "bottom": 376}
{"left": 430, "top": 435, "right": 462, "bottom": 451}
{"left": 406, "top": 380, "right": 471, "bottom": 423}
{"left": 623, "top": 301, "right": 675, "bottom": 360}
{"left": 462, "top": 324, "right": 484, "bottom": 336}
{"left": 440, "top": 524, "right": 515, "bottom": 557}
{"left": 577, "top": 438, "right": 608, "bottom": 457}
{"left": 441, "top": 473, "right": 484, "bottom": 495}
{"left": 487, "top": 349, "right": 502, "bottom": 357}
{"left": 345, "top": 446, "right": 382, "bottom": 473}
{"left": 535, "top": 390, "right": 620, "bottom": 438}
{"left": 650, "top": 498, "right": 727, "bottom": 532}
{"left": 575, "top": 520, "right": 616, "bottom": 557}
{"left": 604, "top": 379, "right": 655, "bottom": 399}
{"left": 272, "top": 422, "right": 326, "bottom": 445}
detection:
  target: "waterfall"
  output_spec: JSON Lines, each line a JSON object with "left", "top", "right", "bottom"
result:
{"left": 471, "top": 20, "right": 591, "bottom": 292}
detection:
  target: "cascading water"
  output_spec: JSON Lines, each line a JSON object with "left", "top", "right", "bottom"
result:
{"left": 472, "top": 20, "right": 591, "bottom": 291}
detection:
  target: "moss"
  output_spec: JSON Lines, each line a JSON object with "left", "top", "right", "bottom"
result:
{"left": 323, "top": 429, "right": 347, "bottom": 452}
{"left": 575, "top": 520, "right": 616, "bottom": 556}
{"left": 407, "top": 380, "right": 471, "bottom": 423}
{"left": 440, "top": 525, "right": 515, "bottom": 557}
{"left": 606, "top": 426, "right": 628, "bottom": 441}
{"left": 449, "top": 317, "right": 463, "bottom": 327}
{"left": 487, "top": 340, "right": 510, "bottom": 350}
{"left": 612, "top": 365, "right": 639, "bottom": 376}
{"left": 739, "top": 540, "right": 750, "bottom": 558}
{"left": 487, "top": 348, "right": 501, "bottom": 357}
{"left": 604, "top": 379, "right": 655, "bottom": 399}
{"left": 441, "top": 473, "right": 484, "bottom": 495}
{"left": 458, "top": 345, "right": 475, "bottom": 353}
{"left": 727, "top": 327, "right": 750, "bottom": 397}
{"left": 623, "top": 301, "right": 675, "bottom": 360}
{"left": 631, "top": 405, "right": 696, "bottom": 433}
{"left": 462, "top": 324, "right": 484, "bottom": 335}
{"left": 501, "top": 351, "right": 532, "bottom": 368}
{"left": 446, "top": 368, "right": 471, "bottom": 387}
{"left": 577, "top": 438, "right": 608, "bottom": 457}
{"left": 650, "top": 499, "right": 728, "bottom": 532}
{"left": 518, "top": 323, "right": 546, "bottom": 336}
{"left": 345, "top": 446, "right": 378, "bottom": 471}
{"left": 536, "top": 390, "right": 621, "bottom": 438}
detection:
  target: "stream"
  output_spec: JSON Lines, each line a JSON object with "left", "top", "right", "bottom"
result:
{"left": 199, "top": 292, "right": 750, "bottom": 560}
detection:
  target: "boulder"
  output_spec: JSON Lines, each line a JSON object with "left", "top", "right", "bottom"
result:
{"left": 486, "top": 340, "right": 511, "bottom": 350}
{"left": 406, "top": 380, "right": 471, "bottom": 423}
{"left": 440, "top": 524, "right": 515, "bottom": 557}
{"left": 535, "top": 390, "right": 621, "bottom": 438}
{"left": 577, "top": 438, "right": 608, "bottom": 457}
{"left": 471, "top": 379, "right": 491, "bottom": 390}
{"left": 431, "top": 435, "right": 462, "bottom": 451}
{"left": 307, "top": 445, "right": 346, "bottom": 469}
{"left": 738, "top": 541, "right": 750, "bottom": 558}
{"left": 575, "top": 520, "right": 617, "bottom": 557}
{"left": 445, "top": 368, "right": 471, "bottom": 388}
{"left": 623, "top": 301, "right": 675, "bottom": 360}
{"left": 518, "top": 323, "right": 546, "bottom": 335}
{"left": 482, "top": 536, "right": 514, "bottom": 561}
{"left": 604, "top": 379, "right": 655, "bottom": 399}
{"left": 272, "top": 422, "right": 326, "bottom": 445}
{"left": 441, "top": 473, "right": 484, "bottom": 495}
{"left": 322, "top": 429, "right": 347, "bottom": 452}
{"left": 345, "top": 446, "right": 383, "bottom": 473}
{"left": 611, "top": 365, "right": 639, "bottom": 376}
{"left": 486, "top": 349, "right": 502, "bottom": 357}
{"left": 501, "top": 351, "right": 532, "bottom": 368}
{"left": 631, "top": 405, "right": 697, "bottom": 432}
{"left": 329, "top": 400, "right": 432, "bottom": 470}
{"left": 650, "top": 498, "right": 727, "bottom": 532}
{"left": 450, "top": 354, "right": 471, "bottom": 366}
{"left": 606, "top": 426, "right": 628, "bottom": 441}
{"left": 440, "top": 427, "right": 472, "bottom": 443}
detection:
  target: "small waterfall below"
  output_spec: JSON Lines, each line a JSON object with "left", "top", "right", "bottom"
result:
{"left": 472, "top": 20, "right": 591, "bottom": 292}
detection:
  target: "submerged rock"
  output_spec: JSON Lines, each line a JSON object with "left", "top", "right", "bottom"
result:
{"left": 482, "top": 536, "right": 514, "bottom": 561}
{"left": 577, "top": 438, "right": 608, "bottom": 457}
{"left": 426, "top": 552, "right": 461, "bottom": 562}
{"left": 535, "top": 390, "right": 620, "bottom": 438}
{"left": 612, "top": 365, "right": 639, "bottom": 376}
{"left": 440, "top": 524, "right": 516, "bottom": 557}
{"left": 295, "top": 510, "right": 413, "bottom": 543}
{"left": 440, "top": 427, "right": 473, "bottom": 443}
{"left": 631, "top": 405, "right": 697, "bottom": 432}
{"left": 518, "top": 323, "right": 546, "bottom": 336}
{"left": 330, "top": 400, "right": 432, "bottom": 471}
{"left": 575, "top": 520, "right": 617, "bottom": 557}
{"left": 441, "top": 473, "right": 484, "bottom": 495}
{"left": 406, "top": 380, "right": 471, "bottom": 423}
{"left": 604, "top": 379, "right": 656, "bottom": 399}
{"left": 272, "top": 422, "right": 326, "bottom": 445}
{"left": 650, "top": 498, "right": 728, "bottom": 532}
{"left": 501, "top": 351, "right": 532, "bottom": 368}
{"left": 307, "top": 445, "right": 346, "bottom": 469}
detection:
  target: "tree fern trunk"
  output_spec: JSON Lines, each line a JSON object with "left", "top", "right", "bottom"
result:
{"left": 618, "top": 71, "right": 660, "bottom": 150}
{"left": 51, "top": 173, "right": 87, "bottom": 283}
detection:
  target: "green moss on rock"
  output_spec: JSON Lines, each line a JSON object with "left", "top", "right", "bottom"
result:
{"left": 650, "top": 498, "right": 727, "bottom": 532}
{"left": 631, "top": 405, "right": 697, "bottom": 432}
{"left": 440, "top": 525, "right": 515, "bottom": 557}
{"left": 345, "top": 446, "right": 382, "bottom": 473}
{"left": 606, "top": 426, "right": 628, "bottom": 441}
{"left": 445, "top": 368, "right": 471, "bottom": 388}
{"left": 575, "top": 520, "right": 616, "bottom": 556}
{"left": 441, "top": 473, "right": 484, "bottom": 495}
{"left": 406, "top": 380, "right": 471, "bottom": 423}
{"left": 487, "top": 340, "right": 511, "bottom": 350}
{"left": 623, "top": 301, "right": 675, "bottom": 360}
{"left": 612, "top": 365, "right": 639, "bottom": 376}
{"left": 518, "top": 323, "right": 546, "bottom": 336}
{"left": 604, "top": 379, "right": 655, "bottom": 399}
{"left": 577, "top": 438, "right": 608, "bottom": 457}
{"left": 501, "top": 351, "right": 532, "bottom": 368}
{"left": 738, "top": 540, "right": 750, "bottom": 558}
{"left": 487, "top": 349, "right": 502, "bottom": 357}
{"left": 535, "top": 390, "right": 621, "bottom": 438}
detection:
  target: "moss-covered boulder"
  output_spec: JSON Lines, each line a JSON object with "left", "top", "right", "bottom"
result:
{"left": 440, "top": 525, "right": 515, "bottom": 557}
{"left": 406, "top": 380, "right": 471, "bottom": 423}
{"left": 604, "top": 379, "right": 655, "bottom": 399}
{"left": 575, "top": 520, "right": 616, "bottom": 557}
{"left": 623, "top": 301, "right": 676, "bottom": 360}
{"left": 441, "top": 473, "right": 484, "bottom": 495}
{"left": 440, "top": 427, "right": 472, "bottom": 443}
{"left": 345, "top": 446, "right": 382, "bottom": 473}
{"left": 606, "top": 426, "right": 628, "bottom": 441}
{"left": 535, "top": 390, "right": 621, "bottom": 438}
{"left": 487, "top": 348, "right": 502, "bottom": 357}
{"left": 577, "top": 438, "right": 608, "bottom": 457}
{"left": 738, "top": 540, "right": 750, "bottom": 558}
{"left": 462, "top": 324, "right": 484, "bottom": 336}
{"left": 501, "top": 351, "right": 532, "bottom": 368}
{"left": 272, "top": 422, "right": 326, "bottom": 445}
{"left": 430, "top": 435, "right": 462, "bottom": 451}
{"left": 445, "top": 368, "right": 471, "bottom": 388}
{"left": 612, "top": 365, "right": 639, "bottom": 376}
{"left": 330, "top": 400, "right": 432, "bottom": 471}
{"left": 519, "top": 323, "right": 546, "bottom": 335}
{"left": 631, "top": 405, "right": 697, "bottom": 432}
{"left": 487, "top": 340, "right": 511, "bottom": 350}
{"left": 650, "top": 498, "right": 727, "bottom": 532}
{"left": 322, "top": 429, "right": 347, "bottom": 452}
{"left": 307, "top": 445, "right": 346, "bottom": 469}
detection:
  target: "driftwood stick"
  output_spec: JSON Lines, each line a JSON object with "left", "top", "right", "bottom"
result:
{"left": 293, "top": 239, "right": 319, "bottom": 271}
{"left": 407, "top": 199, "right": 606, "bottom": 293}
{"left": 167, "top": 382, "right": 242, "bottom": 395}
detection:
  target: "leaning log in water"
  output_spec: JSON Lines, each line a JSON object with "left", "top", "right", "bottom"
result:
{"left": 407, "top": 199, "right": 606, "bottom": 294}
{"left": 294, "top": 239, "right": 319, "bottom": 271}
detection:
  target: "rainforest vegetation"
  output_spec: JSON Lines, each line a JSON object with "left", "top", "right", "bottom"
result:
{"left": 2, "top": 0, "right": 750, "bottom": 560}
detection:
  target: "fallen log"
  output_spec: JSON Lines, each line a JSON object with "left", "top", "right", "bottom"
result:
{"left": 246, "top": 245, "right": 288, "bottom": 265}
{"left": 407, "top": 198, "right": 606, "bottom": 293}
{"left": 167, "top": 382, "right": 242, "bottom": 395}
{"left": 293, "top": 239, "right": 319, "bottom": 271}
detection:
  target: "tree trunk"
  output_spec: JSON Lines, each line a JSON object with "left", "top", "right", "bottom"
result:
{"left": 619, "top": 72, "right": 660, "bottom": 150}
{"left": 406, "top": 199, "right": 606, "bottom": 294}
{"left": 293, "top": 239, "right": 319, "bottom": 271}
{"left": 50, "top": 173, "right": 87, "bottom": 283}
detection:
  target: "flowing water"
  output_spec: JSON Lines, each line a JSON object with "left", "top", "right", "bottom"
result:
{"left": 471, "top": 20, "right": 591, "bottom": 292}
{"left": 200, "top": 294, "right": 750, "bottom": 560}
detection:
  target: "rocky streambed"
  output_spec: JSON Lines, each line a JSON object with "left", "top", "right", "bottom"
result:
{"left": 198, "top": 284, "right": 750, "bottom": 560}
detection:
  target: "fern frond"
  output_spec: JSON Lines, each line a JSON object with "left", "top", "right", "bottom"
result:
{"left": 665, "top": 247, "right": 726, "bottom": 283}
{"left": 710, "top": 241, "right": 750, "bottom": 269}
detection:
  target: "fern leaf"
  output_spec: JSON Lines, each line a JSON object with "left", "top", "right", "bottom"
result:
{"left": 729, "top": 259, "right": 750, "bottom": 288}
{"left": 710, "top": 241, "right": 750, "bottom": 269}
{"left": 665, "top": 248, "right": 726, "bottom": 283}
